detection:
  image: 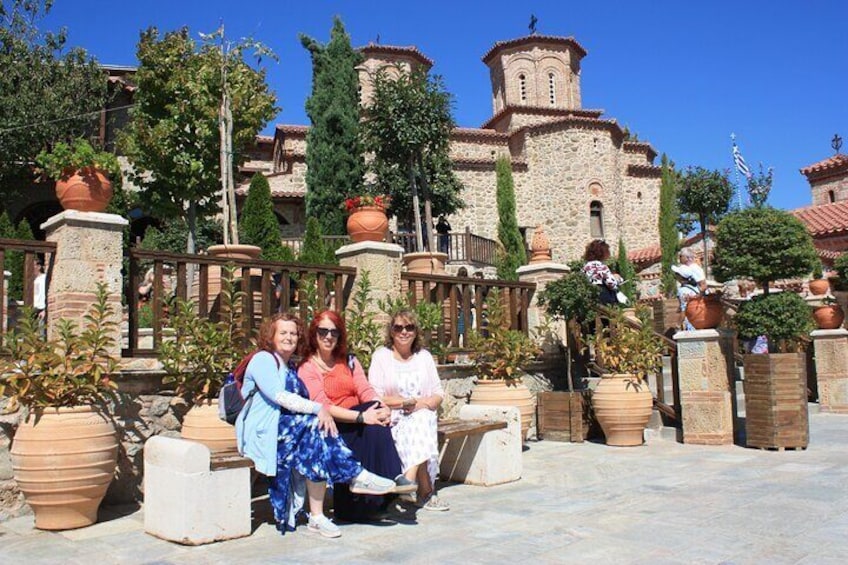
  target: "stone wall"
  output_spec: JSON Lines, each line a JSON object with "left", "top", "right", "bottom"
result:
{"left": 811, "top": 175, "right": 848, "bottom": 206}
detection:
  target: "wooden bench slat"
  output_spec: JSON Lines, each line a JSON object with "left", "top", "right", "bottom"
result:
{"left": 210, "top": 449, "right": 255, "bottom": 471}
{"left": 437, "top": 418, "right": 507, "bottom": 440}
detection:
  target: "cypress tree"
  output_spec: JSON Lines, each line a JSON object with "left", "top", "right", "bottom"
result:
{"left": 298, "top": 217, "right": 333, "bottom": 265}
{"left": 614, "top": 238, "right": 638, "bottom": 303}
{"left": 659, "top": 154, "right": 680, "bottom": 297}
{"left": 300, "top": 17, "right": 365, "bottom": 235}
{"left": 494, "top": 157, "right": 527, "bottom": 280}
{"left": 238, "top": 173, "right": 289, "bottom": 262}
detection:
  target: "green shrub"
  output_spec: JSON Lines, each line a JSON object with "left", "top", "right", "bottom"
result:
{"left": 733, "top": 292, "right": 813, "bottom": 351}
{"left": 537, "top": 261, "right": 599, "bottom": 327}
{"left": 36, "top": 138, "right": 121, "bottom": 180}
{"left": 238, "top": 174, "right": 288, "bottom": 262}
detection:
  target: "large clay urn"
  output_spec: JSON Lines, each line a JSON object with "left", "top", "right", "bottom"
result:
{"left": 55, "top": 167, "right": 113, "bottom": 212}
{"left": 11, "top": 406, "right": 119, "bottom": 530}
{"left": 591, "top": 374, "right": 653, "bottom": 446}
{"left": 403, "top": 251, "right": 448, "bottom": 275}
{"left": 469, "top": 379, "right": 535, "bottom": 441}
{"left": 346, "top": 206, "right": 389, "bottom": 243}
{"left": 808, "top": 278, "right": 831, "bottom": 296}
{"left": 181, "top": 399, "right": 237, "bottom": 452}
{"left": 685, "top": 294, "right": 723, "bottom": 329}
{"left": 193, "top": 244, "right": 262, "bottom": 318}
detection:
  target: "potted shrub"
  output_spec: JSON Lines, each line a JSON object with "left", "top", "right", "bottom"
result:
{"left": 36, "top": 138, "right": 121, "bottom": 212}
{"left": 808, "top": 262, "right": 830, "bottom": 296}
{"left": 468, "top": 290, "right": 541, "bottom": 441}
{"left": 591, "top": 308, "right": 664, "bottom": 446}
{"left": 159, "top": 271, "right": 248, "bottom": 451}
{"left": 343, "top": 194, "right": 390, "bottom": 243}
{"left": 810, "top": 296, "right": 845, "bottom": 330}
{"left": 0, "top": 282, "right": 120, "bottom": 530}
{"left": 713, "top": 193, "right": 817, "bottom": 449}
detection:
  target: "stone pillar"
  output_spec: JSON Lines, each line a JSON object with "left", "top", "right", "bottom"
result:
{"left": 811, "top": 328, "right": 848, "bottom": 413}
{"left": 674, "top": 329, "right": 735, "bottom": 445}
{"left": 517, "top": 262, "right": 569, "bottom": 355}
{"left": 42, "top": 211, "right": 127, "bottom": 357}
{"left": 336, "top": 241, "right": 404, "bottom": 320}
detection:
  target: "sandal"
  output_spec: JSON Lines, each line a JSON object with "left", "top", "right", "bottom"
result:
{"left": 417, "top": 493, "right": 450, "bottom": 511}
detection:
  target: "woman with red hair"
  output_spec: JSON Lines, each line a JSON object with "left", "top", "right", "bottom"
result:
{"left": 299, "top": 310, "right": 414, "bottom": 522}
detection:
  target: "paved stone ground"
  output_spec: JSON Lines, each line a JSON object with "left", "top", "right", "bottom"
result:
{"left": 2, "top": 410, "right": 847, "bottom": 564}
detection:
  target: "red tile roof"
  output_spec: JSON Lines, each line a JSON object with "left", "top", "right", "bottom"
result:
{"left": 792, "top": 200, "right": 848, "bottom": 236}
{"left": 481, "top": 106, "right": 604, "bottom": 130}
{"left": 451, "top": 127, "right": 510, "bottom": 142}
{"left": 799, "top": 153, "right": 848, "bottom": 177}
{"left": 628, "top": 232, "right": 708, "bottom": 266}
{"left": 482, "top": 35, "right": 587, "bottom": 64}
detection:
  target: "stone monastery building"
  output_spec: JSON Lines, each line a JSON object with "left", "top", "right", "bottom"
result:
{"left": 243, "top": 32, "right": 663, "bottom": 263}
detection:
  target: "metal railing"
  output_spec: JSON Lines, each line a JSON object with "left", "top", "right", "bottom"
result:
{"left": 391, "top": 228, "right": 499, "bottom": 266}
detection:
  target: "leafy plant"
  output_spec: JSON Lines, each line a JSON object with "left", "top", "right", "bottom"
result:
{"left": 835, "top": 253, "right": 848, "bottom": 283}
{"left": 343, "top": 270, "right": 383, "bottom": 370}
{"left": 658, "top": 154, "right": 680, "bottom": 297}
{"left": 594, "top": 309, "right": 663, "bottom": 383}
{"left": 343, "top": 194, "right": 391, "bottom": 212}
{"left": 494, "top": 156, "right": 527, "bottom": 280}
{"left": 613, "top": 238, "right": 638, "bottom": 304}
{"left": 746, "top": 164, "right": 774, "bottom": 208}
{"left": 35, "top": 138, "right": 121, "bottom": 181}
{"left": 677, "top": 166, "right": 733, "bottom": 275}
{"left": 468, "top": 290, "right": 540, "bottom": 383}
{"left": 158, "top": 268, "right": 249, "bottom": 404}
{"left": 298, "top": 217, "right": 336, "bottom": 265}
{"left": 812, "top": 262, "right": 823, "bottom": 281}
{"left": 537, "top": 260, "right": 600, "bottom": 328}
{"left": 733, "top": 292, "right": 813, "bottom": 352}
{"left": 0, "top": 282, "right": 119, "bottom": 411}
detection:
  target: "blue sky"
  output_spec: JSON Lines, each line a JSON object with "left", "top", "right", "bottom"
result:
{"left": 42, "top": 0, "right": 848, "bottom": 211}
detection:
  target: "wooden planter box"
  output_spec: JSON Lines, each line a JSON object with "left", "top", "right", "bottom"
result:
{"left": 537, "top": 391, "right": 586, "bottom": 443}
{"left": 743, "top": 353, "right": 809, "bottom": 449}
{"left": 652, "top": 298, "right": 682, "bottom": 338}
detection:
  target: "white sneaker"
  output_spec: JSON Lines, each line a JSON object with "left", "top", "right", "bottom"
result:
{"left": 349, "top": 470, "right": 395, "bottom": 495}
{"left": 307, "top": 514, "right": 341, "bottom": 538}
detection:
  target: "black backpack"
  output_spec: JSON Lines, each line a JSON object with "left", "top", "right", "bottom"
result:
{"left": 218, "top": 350, "right": 280, "bottom": 425}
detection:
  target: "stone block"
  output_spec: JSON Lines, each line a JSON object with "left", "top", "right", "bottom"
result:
{"left": 677, "top": 358, "right": 707, "bottom": 392}
{"left": 818, "top": 375, "right": 848, "bottom": 413}
{"left": 439, "top": 404, "right": 521, "bottom": 486}
{"left": 680, "top": 391, "right": 733, "bottom": 445}
{"left": 143, "top": 436, "right": 251, "bottom": 545}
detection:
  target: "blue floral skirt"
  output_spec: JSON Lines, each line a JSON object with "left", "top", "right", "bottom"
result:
{"left": 268, "top": 411, "right": 363, "bottom": 534}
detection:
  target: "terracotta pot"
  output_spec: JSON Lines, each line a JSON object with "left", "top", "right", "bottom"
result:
{"left": 192, "top": 244, "right": 262, "bottom": 318}
{"left": 346, "top": 206, "right": 388, "bottom": 243}
{"left": 403, "top": 251, "right": 448, "bottom": 275}
{"left": 591, "top": 374, "right": 652, "bottom": 446}
{"left": 808, "top": 278, "right": 831, "bottom": 296}
{"left": 685, "top": 295, "right": 723, "bottom": 329}
{"left": 55, "top": 167, "right": 113, "bottom": 212}
{"left": 469, "top": 379, "right": 535, "bottom": 441}
{"left": 813, "top": 304, "right": 845, "bottom": 329}
{"left": 11, "top": 405, "right": 118, "bottom": 530}
{"left": 181, "top": 400, "right": 237, "bottom": 452}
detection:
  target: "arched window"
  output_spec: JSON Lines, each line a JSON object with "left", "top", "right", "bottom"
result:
{"left": 828, "top": 190, "right": 836, "bottom": 203}
{"left": 590, "top": 201, "right": 605, "bottom": 239}
{"left": 518, "top": 74, "right": 527, "bottom": 103}
{"left": 548, "top": 73, "right": 556, "bottom": 105}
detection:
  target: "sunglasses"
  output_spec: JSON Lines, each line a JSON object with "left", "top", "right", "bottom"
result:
{"left": 316, "top": 327, "right": 341, "bottom": 339}
{"left": 392, "top": 323, "right": 417, "bottom": 333}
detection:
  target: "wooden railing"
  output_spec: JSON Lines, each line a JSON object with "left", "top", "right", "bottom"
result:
{"left": 391, "top": 228, "right": 499, "bottom": 266}
{"left": 125, "top": 249, "right": 356, "bottom": 357}
{"left": 0, "top": 238, "right": 57, "bottom": 343}
{"left": 400, "top": 271, "right": 535, "bottom": 351}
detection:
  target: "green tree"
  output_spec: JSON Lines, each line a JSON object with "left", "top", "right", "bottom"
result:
{"left": 658, "top": 154, "right": 680, "bottom": 297}
{"left": 140, "top": 218, "right": 223, "bottom": 255}
{"left": 613, "top": 238, "right": 638, "bottom": 304}
{"left": 0, "top": 0, "right": 110, "bottom": 199}
{"left": 0, "top": 212, "right": 32, "bottom": 299}
{"left": 364, "top": 66, "right": 463, "bottom": 251}
{"left": 238, "top": 174, "right": 288, "bottom": 262}
{"left": 494, "top": 157, "right": 526, "bottom": 280}
{"left": 713, "top": 206, "right": 817, "bottom": 295}
{"left": 677, "top": 166, "right": 733, "bottom": 277}
{"left": 299, "top": 17, "right": 365, "bottom": 235}
{"left": 118, "top": 27, "right": 277, "bottom": 254}
{"left": 298, "top": 217, "right": 334, "bottom": 265}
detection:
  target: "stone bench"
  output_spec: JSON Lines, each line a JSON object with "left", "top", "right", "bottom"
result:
{"left": 144, "top": 436, "right": 254, "bottom": 545}
{"left": 438, "top": 405, "right": 522, "bottom": 486}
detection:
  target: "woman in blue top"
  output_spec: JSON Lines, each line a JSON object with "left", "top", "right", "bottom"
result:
{"left": 236, "top": 312, "right": 398, "bottom": 538}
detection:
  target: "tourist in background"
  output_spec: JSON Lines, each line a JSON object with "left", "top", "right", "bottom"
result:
{"left": 672, "top": 248, "right": 707, "bottom": 330}
{"left": 236, "top": 313, "right": 398, "bottom": 538}
{"left": 368, "top": 309, "right": 450, "bottom": 511}
{"left": 582, "top": 239, "right": 622, "bottom": 306}
{"left": 299, "top": 310, "right": 415, "bottom": 522}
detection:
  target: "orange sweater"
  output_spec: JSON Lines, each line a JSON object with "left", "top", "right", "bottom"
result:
{"left": 298, "top": 357, "right": 377, "bottom": 409}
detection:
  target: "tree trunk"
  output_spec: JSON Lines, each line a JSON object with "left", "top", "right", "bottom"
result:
{"left": 408, "top": 156, "right": 424, "bottom": 252}
{"left": 418, "top": 154, "right": 436, "bottom": 253}
{"left": 219, "top": 92, "right": 238, "bottom": 245}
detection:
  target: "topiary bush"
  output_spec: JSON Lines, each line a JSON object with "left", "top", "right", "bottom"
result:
{"left": 733, "top": 292, "right": 813, "bottom": 352}
{"left": 238, "top": 173, "right": 289, "bottom": 262}
{"left": 537, "top": 261, "right": 599, "bottom": 327}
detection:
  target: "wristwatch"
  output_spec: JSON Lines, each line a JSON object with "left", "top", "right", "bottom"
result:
{"left": 355, "top": 412, "right": 364, "bottom": 424}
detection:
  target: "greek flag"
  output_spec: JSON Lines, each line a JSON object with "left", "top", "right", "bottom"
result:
{"left": 732, "top": 143, "right": 752, "bottom": 179}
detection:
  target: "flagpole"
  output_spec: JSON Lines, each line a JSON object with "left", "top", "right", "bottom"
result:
{"left": 731, "top": 133, "right": 743, "bottom": 209}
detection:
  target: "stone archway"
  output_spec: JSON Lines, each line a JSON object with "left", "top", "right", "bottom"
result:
{"left": 15, "top": 201, "right": 63, "bottom": 240}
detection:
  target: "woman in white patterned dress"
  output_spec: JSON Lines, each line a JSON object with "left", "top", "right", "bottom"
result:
{"left": 368, "top": 309, "right": 450, "bottom": 511}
